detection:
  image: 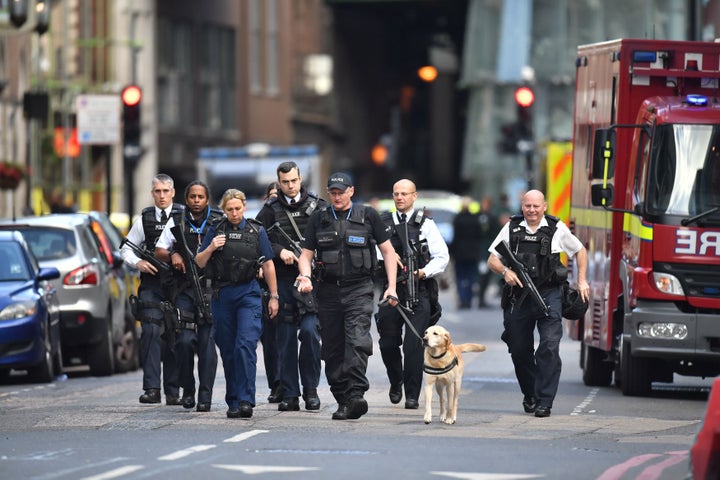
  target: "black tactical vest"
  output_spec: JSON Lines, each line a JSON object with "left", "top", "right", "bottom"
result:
{"left": 380, "top": 209, "right": 430, "bottom": 269}
{"left": 315, "top": 205, "right": 377, "bottom": 281}
{"left": 508, "top": 214, "right": 563, "bottom": 287}
{"left": 140, "top": 204, "right": 183, "bottom": 285}
{"left": 207, "top": 218, "right": 262, "bottom": 286}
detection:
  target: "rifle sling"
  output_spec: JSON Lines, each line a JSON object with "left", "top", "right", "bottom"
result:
{"left": 283, "top": 207, "right": 305, "bottom": 243}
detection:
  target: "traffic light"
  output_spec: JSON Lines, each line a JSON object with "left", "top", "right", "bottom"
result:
{"left": 121, "top": 85, "right": 142, "bottom": 165}
{"left": 514, "top": 86, "right": 534, "bottom": 140}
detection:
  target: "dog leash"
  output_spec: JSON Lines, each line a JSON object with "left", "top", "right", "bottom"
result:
{"left": 378, "top": 295, "right": 424, "bottom": 341}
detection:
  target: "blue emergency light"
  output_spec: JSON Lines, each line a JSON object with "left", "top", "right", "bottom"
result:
{"left": 632, "top": 51, "right": 657, "bottom": 63}
{"left": 686, "top": 94, "right": 709, "bottom": 106}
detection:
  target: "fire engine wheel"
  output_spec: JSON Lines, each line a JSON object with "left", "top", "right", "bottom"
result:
{"left": 619, "top": 337, "right": 651, "bottom": 396}
{"left": 581, "top": 342, "right": 613, "bottom": 387}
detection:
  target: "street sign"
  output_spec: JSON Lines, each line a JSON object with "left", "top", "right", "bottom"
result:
{"left": 76, "top": 94, "right": 121, "bottom": 145}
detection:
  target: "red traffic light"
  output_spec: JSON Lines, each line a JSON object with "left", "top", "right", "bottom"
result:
{"left": 514, "top": 86, "right": 534, "bottom": 108}
{"left": 121, "top": 85, "right": 142, "bottom": 107}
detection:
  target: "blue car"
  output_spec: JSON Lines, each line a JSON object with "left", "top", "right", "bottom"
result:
{"left": 0, "top": 231, "right": 61, "bottom": 383}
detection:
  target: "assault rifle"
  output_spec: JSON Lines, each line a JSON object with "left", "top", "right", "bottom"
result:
{"left": 267, "top": 222, "right": 302, "bottom": 257}
{"left": 397, "top": 221, "right": 418, "bottom": 309}
{"left": 267, "top": 222, "right": 317, "bottom": 314}
{"left": 495, "top": 240, "right": 550, "bottom": 316}
{"left": 121, "top": 238, "right": 171, "bottom": 272}
{"left": 171, "top": 214, "right": 211, "bottom": 323}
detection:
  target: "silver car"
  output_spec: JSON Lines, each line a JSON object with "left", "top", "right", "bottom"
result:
{"left": 0, "top": 214, "right": 134, "bottom": 376}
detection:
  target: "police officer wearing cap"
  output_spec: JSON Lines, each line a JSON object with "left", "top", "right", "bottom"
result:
{"left": 155, "top": 180, "right": 223, "bottom": 412}
{"left": 487, "top": 189, "right": 589, "bottom": 418}
{"left": 296, "top": 172, "right": 399, "bottom": 421}
{"left": 120, "top": 173, "right": 182, "bottom": 405}
{"left": 256, "top": 161, "right": 325, "bottom": 412}
{"left": 375, "top": 179, "right": 449, "bottom": 409}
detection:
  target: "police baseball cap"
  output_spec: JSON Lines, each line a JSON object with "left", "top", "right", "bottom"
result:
{"left": 327, "top": 172, "right": 353, "bottom": 191}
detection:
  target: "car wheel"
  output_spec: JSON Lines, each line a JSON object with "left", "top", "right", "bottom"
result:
{"left": 88, "top": 310, "right": 115, "bottom": 376}
{"left": 114, "top": 318, "right": 139, "bottom": 373}
{"left": 28, "top": 326, "right": 55, "bottom": 383}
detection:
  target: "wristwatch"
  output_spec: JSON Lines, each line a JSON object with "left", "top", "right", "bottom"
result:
{"left": 269, "top": 294, "right": 280, "bottom": 300}
{"left": 501, "top": 267, "right": 508, "bottom": 276}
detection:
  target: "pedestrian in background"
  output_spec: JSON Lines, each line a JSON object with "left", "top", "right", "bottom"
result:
{"left": 477, "top": 196, "right": 501, "bottom": 308}
{"left": 195, "top": 189, "right": 279, "bottom": 419}
{"left": 256, "top": 162, "right": 325, "bottom": 412}
{"left": 487, "top": 189, "right": 589, "bottom": 418}
{"left": 155, "top": 180, "right": 223, "bottom": 412}
{"left": 450, "top": 196, "right": 482, "bottom": 309}
{"left": 120, "top": 174, "right": 182, "bottom": 405}
{"left": 295, "top": 172, "right": 398, "bottom": 421}
{"left": 375, "top": 179, "right": 449, "bottom": 409}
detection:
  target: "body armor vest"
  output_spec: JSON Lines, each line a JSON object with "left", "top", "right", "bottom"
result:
{"left": 207, "top": 218, "right": 262, "bottom": 286}
{"left": 315, "top": 205, "right": 377, "bottom": 281}
{"left": 171, "top": 208, "right": 224, "bottom": 257}
{"left": 380, "top": 209, "right": 430, "bottom": 269}
{"left": 140, "top": 204, "right": 183, "bottom": 285}
{"left": 508, "top": 214, "right": 563, "bottom": 287}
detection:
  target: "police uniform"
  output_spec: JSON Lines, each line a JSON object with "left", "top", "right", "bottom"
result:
{"left": 121, "top": 204, "right": 183, "bottom": 404}
{"left": 198, "top": 217, "right": 274, "bottom": 414}
{"left": 302, "top": 202, "right": 390, "bottom": 417}
{"left": 375, "top": 207, "right": 449, "bottom": 408}
{"left": 488, "top": 214, "right": 584, "bottom": 414}
{"left": 156, "top": 206, "right": 223, "bottom": 411}
{"left": 256, "top": 187, "right": 325, "bottom": 411}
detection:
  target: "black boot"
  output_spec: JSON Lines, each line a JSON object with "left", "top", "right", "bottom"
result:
{"left": 267, "top": 383, "right": 283, "bottom": 403}
{"left": 278, "top": 397, "right": 300, "bottom": 411}
{"left": 139, "top": 389, "right": 161, "bottom": 404}
{"left": 303, "top": 388, "right": 321, "bottom": 410}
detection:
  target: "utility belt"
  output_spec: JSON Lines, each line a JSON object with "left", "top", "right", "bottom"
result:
{"left": 318, "top": 275, "right": 367, "bottom": 287}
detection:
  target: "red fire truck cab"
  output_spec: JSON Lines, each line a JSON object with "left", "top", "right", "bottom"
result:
{"left": 570, "top": 38, "right": 720, "bottom": 396}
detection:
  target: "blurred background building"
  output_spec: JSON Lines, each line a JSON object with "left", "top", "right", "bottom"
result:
{"left": 0, "top": 0, "right": 718, "bottom": 219}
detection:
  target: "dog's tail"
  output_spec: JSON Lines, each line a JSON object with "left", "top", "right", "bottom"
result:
{"left": 457, "top": 343, "right": 487, "bottom": 353}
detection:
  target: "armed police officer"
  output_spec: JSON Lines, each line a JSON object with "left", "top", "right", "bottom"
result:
{"left": 155, "top": 180, "right": 223, "bottom": 412}
{"left": 487, "top": 189, "right": 589, "bottom": 418}
{"left": 195, "top": 189, "right": 279, "bottom": 419}
{"left": 296, "top": 172, "right": 398, "bottom": 421}
{"left": 256, "top": 162, "right": 325, "bottom": 412}
{"left": 120, "top": 173, "right": 182, "bottom": 405}
{"left": 375, "top": 179, "right": 449, "bottom": 409}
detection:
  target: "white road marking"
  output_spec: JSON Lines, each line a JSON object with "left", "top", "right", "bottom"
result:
{"left": 213, "top": 465, "right": 321, "bottom": 474}
{"left": 80, "top": 465, "right": 144, "bottom": 480}
{"left": 571, "top": 388, "right": 599, "bottom": 415}
{"left": 224, "top": 429, "right": 269, "bottom": 443}
{"left": 158, "top": 444, "right": 216, "bottom": 461}
{"left": 431, "top": 473, "right": 543, "bottom": 480}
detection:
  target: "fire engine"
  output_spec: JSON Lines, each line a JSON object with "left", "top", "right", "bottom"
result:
{"left": 569, "top": 39, "right": 720, "bottom": 396}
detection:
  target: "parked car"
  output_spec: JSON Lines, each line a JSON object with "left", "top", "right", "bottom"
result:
{"left": 0, "top": 231, "right": 61, "bottom": 382}
{"left": 0, "top": 214, "right": 138, "bottom": 375}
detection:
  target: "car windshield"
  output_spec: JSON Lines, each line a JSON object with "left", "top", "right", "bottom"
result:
{"left": 0, "top": 241, "right": 30, "bottom": 281}
{"left": 17, "top": 228, "right": 77, "bottom": 261}
{"left": 646, "top": 124, "right": 720, "bottom": 219}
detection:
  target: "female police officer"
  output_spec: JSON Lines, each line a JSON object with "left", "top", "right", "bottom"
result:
{"left": 195, "top": 189, "right": 279, "bottom": 419}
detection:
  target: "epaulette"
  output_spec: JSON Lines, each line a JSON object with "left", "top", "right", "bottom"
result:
{"left": 246, "top": 217, "right": 263, "bottom": 233}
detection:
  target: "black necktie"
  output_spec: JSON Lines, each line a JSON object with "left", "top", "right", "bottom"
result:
{"left": 160, "top": 210, "right": 167, "bottom": 223}
{"left": 400, "top": 213, "right": 407, "bottom": 223}
{"left": 290, "top": 199, "right": 296, "bottom": 205}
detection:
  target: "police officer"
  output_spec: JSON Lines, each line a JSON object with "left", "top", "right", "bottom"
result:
{"left": 296, "top": 172, "right": 398, "bottom": 421}
{"left": 256, "top": 162, "right": 325, "bottom": 412}
{"left": 375, "top": 179, "right": 449, "bottom": 409}
{"left": 260, "top": 182, "right": 282, "bottom": 403}
{"left": 120, "top": 173, "right": 182, "bottom": 405}
{"left": 155, "top": 180, "right": 223, "bottom": 412}
{"left": 195, "top": 189, "right": 279, "bottom": 419}
{"left": 487, "top": 189, "right": 589, "bottom": 418}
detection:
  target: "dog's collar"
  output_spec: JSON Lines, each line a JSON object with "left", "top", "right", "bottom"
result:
{"left": 429, "top": 349, "right": 448, "bottom": 359}
{"left": 423, "top": 356, "right": 458, "bottom": 375}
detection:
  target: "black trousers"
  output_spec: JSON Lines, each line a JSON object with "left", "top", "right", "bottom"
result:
{"left": 316, "top": 279, "right": 374, "bottom": 405}
{"left": 375, "top": 287, "right": 431, "bottom": 402}
{"left": 137, "top": 284, "right": 178, "bottom": 396}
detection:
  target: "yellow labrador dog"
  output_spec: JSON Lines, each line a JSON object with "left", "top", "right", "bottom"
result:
{"left": 422, "top": 325, "right": 486, "bottom": 424}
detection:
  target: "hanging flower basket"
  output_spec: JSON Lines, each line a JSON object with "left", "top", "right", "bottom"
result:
{"left": 0, "top": 161, "right": 27, "bottom": 191}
